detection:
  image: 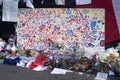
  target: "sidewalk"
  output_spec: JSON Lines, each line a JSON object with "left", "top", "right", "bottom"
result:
{"left": 0, "top": 64, "right": 119, "bottom": 80}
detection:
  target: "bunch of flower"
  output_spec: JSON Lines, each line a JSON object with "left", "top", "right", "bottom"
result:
{"left": 97, "top": 48, "right": 119, "bottom": 73}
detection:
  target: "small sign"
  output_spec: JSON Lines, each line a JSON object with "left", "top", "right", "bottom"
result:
{"left": 76, "top": 0, "right": 91, "bottom": 5}
{"left": 95, "top": 72, "right": 108, "bottom": 80}
{"left": 51, "top": 68, "right": 67, "bottom": 75}
{"left": 55, "top": 0, "right": 65, "bottom": 5}
{"left": 108, "top": 70, "right": 115, "bottom": 76}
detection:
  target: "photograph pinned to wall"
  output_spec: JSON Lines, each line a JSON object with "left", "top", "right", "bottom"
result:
{"left": 17, "top": 8, "right": 105, "bottom": 51}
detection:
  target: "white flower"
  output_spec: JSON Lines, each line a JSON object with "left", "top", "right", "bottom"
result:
{"left": 106, "top": 47, "right": 119, "bottom": 58}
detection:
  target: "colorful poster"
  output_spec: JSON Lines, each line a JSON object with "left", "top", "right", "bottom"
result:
{"left": 17, "top": 8, "right": 105, "bottom": 50}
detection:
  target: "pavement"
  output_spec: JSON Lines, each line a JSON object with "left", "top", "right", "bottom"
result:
{"left": 0, "top": 64, "right": 120, "bottom": 80}
{"left": 0, "top": 1, "right": 120, "bottom": 80}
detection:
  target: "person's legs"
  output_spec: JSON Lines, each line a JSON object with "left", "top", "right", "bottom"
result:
{"left": 33, "top": 0, "right": 76, "bottom": 8}
{"left": 33, "top": 0, "right": 43, "bottom": 8}
{"left": 43, "top": 0, "right": 56, "bottom": 8}
{"left": 65, "top": 0, "right": 76, "bottom": 8}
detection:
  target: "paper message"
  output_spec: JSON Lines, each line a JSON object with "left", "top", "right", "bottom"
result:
{"left": 95, "top": 72, "right": 108, "bottom": 80}
{"left": 0, "top": 0, "right": 3, "bottom": 5}
{"left": 2, "top": 0, "right": 18, "bottom": 22}
{"left": 76, "top": 0, "right": 91, "bottom": 5}
{"left": 51, "top": 68, "right": 67, "bottom": 74}
{"left": 55, "top": 0, "right": 65, "bottom": 5}
{"left": 108, "top": 70, "right": 115, "bottom": 76}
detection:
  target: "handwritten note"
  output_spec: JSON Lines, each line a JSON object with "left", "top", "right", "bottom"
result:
{"left": 76, "top": 0, "right": 91, "bottom": 5}
{"left": 0, "top": 0, "right": 3, "bottom": 5}
{"left": 108, "top": 70, "right": 115, "bottom": 76}
{"left": 95, "top": 72, "right": 108, "bottom": 80}
{"left": 2, "top": 0, "right": 18, "bottom": 22}
{"left": 55, "top": 0, "right": 65, "bottom": 5}
{"left": 51, "top": 68, "right": 67, "bottom": 75}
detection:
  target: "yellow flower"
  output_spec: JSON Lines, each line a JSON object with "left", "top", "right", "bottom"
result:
{"left": 108, "top": 53, "right": 116, "bottom": 59}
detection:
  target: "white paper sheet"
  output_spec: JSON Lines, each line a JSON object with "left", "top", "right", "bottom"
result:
{"left": 26, "top": 0, "right": 34, "bottom": 8}
{"left": 51, "top": 68, "right": 67, "bottom": 75}
{"left": 55, "top": 0, "right": 65, "bottom": 5}
{"left": 76, "top": 0, "right": 91, "bottom": 5}
{"left": 108, "top": 71, "right": 115, "bottom": 76}
{"left": 33, "top": 66, "right": 48, "bottom": 71}
{"left": 95, "top": 72, "right": 108, "bottom": 80}
{"left": 2, "top": 0, "right": 18, "bottom": 22}
{"left": 0, "top": 0, "right": 3, "bottom": 5}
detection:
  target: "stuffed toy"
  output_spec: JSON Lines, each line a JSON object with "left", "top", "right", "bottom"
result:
{"left": 6, "top": 34, "right": 16, "bottom": 56}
